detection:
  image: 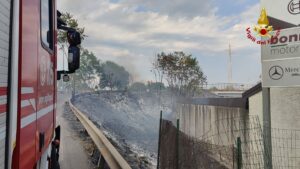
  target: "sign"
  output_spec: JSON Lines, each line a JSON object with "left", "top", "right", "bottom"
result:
{"left": 261, "top": 0, "right": 299, "bottom": 28}
{"left": 260, "top": 1, "right": 300, "bottom": 87}
{"left": 262, "top": 27, "right": 300, "bottom": 60}
{"left": 261, "top": 27, "right": 300, "bottom": 87}
{"left": 262, "top": 58, "right": 300, "bottom": 87}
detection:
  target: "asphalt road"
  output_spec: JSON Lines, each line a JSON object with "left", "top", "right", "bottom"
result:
{"left": 56, "top": 93, "right": 91, "bottom": 169}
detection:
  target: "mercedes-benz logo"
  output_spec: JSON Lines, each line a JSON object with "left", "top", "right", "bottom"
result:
{"left": 269, "top": 66, "right": 284, "bottom": 80}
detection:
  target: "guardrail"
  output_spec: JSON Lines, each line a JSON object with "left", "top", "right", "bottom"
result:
{"left": 69, "top": 100, "right": 132, "bottom": 169}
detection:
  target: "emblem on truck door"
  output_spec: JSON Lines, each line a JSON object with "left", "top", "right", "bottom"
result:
{"left": 40, "top": 55, "right": 47, "bottom": 86}
{"left": 40, "top": 55, "right": 54, "bottom": 86}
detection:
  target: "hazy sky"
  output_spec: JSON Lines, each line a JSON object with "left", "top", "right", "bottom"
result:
{"left": 58, "top": 0, "right": 261, "bottom": 84}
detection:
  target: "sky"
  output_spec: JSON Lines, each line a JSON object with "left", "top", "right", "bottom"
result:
{"left": 58, "top": 0, "right": 262, "bottom": 84}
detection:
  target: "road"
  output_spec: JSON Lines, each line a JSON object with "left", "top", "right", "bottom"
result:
{"left": 56, "top": 93, "right": 91, "bottom": 169}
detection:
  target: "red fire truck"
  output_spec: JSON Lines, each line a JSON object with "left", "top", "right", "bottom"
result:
{"left": 0, "top": 0, "right": 80, "bottom": 169}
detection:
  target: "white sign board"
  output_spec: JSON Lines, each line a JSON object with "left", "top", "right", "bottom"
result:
{"left": 261, "top": 27, "right": 300, "bottom": 87}
{"left": 262, "top": 58, "right": 300, "bottom": 87}
{"left": 261, "top": 0, "right": 300, "bottom": 26}
{"left": 262, "top": 27, "right": 300, "bottom": 61}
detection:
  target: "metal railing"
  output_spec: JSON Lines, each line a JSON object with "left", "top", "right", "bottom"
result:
{"left": 69, "top": 101, "right": 131, "bottom": 169}
{"left": 203, "top": 83, "right": 255, "bottom": 91}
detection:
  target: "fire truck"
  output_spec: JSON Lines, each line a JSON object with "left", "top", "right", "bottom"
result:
{"left": 0, "top": 0, "right": 80, "bottom": 169}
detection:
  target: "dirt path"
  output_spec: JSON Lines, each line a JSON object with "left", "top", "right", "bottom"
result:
{"left": 56, "top": 93, "right": 92, "bottom": 169}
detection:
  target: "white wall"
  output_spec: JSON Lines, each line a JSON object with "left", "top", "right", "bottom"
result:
{"left": 249, "top": 88, "right": 300, "bottom": 130}
{"left": 270, "top": 88, "right": 300, "bottom": 129}
{"left": 177, "top": 104, "right": 247, "bottom": 143}
{"left": 249, "top": 91, "right": 263, "bottom": 126}
{"left": 249, "top": 88, "right": 300, "bottom": 168}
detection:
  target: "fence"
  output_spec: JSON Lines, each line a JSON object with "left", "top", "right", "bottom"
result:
{"left": 158, "top": 119, "right": 235, "bottom": 169}
{"left": 203, "top": 83, "right": 254, "bottom": 91}
{"left": 158, "top": 115, "right": 300, "bottom": 169}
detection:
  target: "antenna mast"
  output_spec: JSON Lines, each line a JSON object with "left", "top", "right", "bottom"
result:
{"left": 228, "top": 43, "right": 232, "bottom": 83}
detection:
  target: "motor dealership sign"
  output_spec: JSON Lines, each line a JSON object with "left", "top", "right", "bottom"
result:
{"left": 261, "top": 27, "right": 300, "bottom": 87}
{"left": 262, "top": 58, "right": 300, "bottom": 87}
{"left": 262, "top": 27, "right": 300, "bottom": 60}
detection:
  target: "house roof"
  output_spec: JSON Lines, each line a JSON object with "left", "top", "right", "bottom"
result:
{"left": 242, "top": 82, "right": 262, "bottom": 99}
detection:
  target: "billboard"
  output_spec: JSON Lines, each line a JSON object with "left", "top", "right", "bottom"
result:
{"left": 261, "top": 27, "right": 300, "bottom": 61}
{"left": 261, "top": 27, "right": 300, "bottom": 87}
{"left": 262, "top": 58, "right": 300, "bottom": 87}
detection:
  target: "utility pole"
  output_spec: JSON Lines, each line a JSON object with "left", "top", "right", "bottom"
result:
{"left": 228, "top": 43, "right": 233, "bottom": 84}
{"left": 263, "top": 88, "right": 272, "bottom": 168}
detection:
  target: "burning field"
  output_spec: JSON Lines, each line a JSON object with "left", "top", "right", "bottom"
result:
{"left": 71, "top": 91, "right": 173, "bottom": 168}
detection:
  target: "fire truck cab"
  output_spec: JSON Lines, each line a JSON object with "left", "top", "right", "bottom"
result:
{"left": 0, "top": 0, "right": 80, "bottom": 169}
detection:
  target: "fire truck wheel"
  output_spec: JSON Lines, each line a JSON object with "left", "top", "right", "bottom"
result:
{"left": 50, "top": 143, "right": 60, "bottom": 169}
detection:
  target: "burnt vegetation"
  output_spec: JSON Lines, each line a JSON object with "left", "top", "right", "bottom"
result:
{"left": 58, "top": 12, "right": 211, "bottom": 169}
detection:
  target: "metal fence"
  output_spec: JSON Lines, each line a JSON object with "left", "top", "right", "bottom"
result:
{"left": 271, "top": 128, "right": 300, "bottom": 169}
{"left": 158, "top": 115, "right": 300, "bottom": 169}
{"left": 158, "top": 119, "right": 232, "bottom": 169}
{"left": 202, "top": 83, "right": 254, "bottom": 91}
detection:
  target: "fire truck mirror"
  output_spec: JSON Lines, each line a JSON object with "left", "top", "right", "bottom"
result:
{"left": 68, "top": 46, "right": 80, "bottom": 72}
{"left": 63, "top": 74, "right": 70, "bottom": 82}
{"left": 67, "top": 30, "right": 81, "bottom": 46}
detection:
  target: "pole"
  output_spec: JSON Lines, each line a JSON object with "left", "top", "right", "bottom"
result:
{"left": 176, "top": 119, "right": 180, "bottom": 169}
{"left": 157, "top": 111, "right": 162, "bottom": 169}
{"left": 237, "top": 137, "right": 242, "bottom": 169}
{"left": 228, "top": 43, "right": 232, "bottom": 83}
{"left": 262, "top": 87, "right": 272, "bottom": 169}
{"left": 232, "top": 145, "right": 235, "bottom": 169}
{"left": 72, "top": 75, "right": 76, "bottom": 96}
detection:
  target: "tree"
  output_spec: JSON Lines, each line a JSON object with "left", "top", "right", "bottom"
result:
{"left": 147, "top": 81, "right": 165, "bottom": 92}
{"left": 75, "top": 49, "right": 101, "bottom": 89}
{"left": 61, "top": 48, "right": 104, "bottom": 92}
{"left": 58, "top": 12, "right": 86, "bottom": 45}
{"left": 129, "top": 82, "right": 147, "bottom": 92}
{"left": 99, "top": 61, "right": 130, "bottom": 90}
{"left": 153, "top": 51, "right": 207, "bottom": 96}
